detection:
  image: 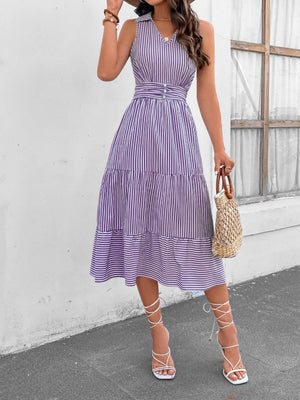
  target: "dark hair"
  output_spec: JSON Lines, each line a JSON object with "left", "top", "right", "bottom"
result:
{"left": 134, "top": 0, "right": 210, "bottom": 69}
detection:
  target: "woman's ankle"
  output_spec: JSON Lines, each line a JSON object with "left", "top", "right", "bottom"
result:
{"left": 151, "top": 324, "right": 168, "bottom": 339}
{"left": 218, "top": 324, "right": 238, "bottom": 344}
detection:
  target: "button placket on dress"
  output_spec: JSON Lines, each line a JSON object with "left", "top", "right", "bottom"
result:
{"left": 163, "top": 83, "right": 167, "bottom": 100}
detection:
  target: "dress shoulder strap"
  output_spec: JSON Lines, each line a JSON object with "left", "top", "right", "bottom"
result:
{"left": 130, "top": 11, "right": 152, "bottom": 58}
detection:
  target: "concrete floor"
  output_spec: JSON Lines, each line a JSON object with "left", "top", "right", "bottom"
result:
{"left": 0, "top": 265, "right": 299, "bottom": 400}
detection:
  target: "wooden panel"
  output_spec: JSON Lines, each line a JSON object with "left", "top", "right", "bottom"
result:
{"left": 231, "top": 120, "right": 300, "bottom": 129}
{"left": 231, "top": 120, "right": 264, "bottom": 128}
{"left": 231, "top": 44, "right": 300, "bottom": 58}
{"left": 270, "top": 46, "right": 300, "bottom": 58}
{"left": 231, "top": 40, "right": 265, "bottom": 53}
{"left": 269, "top": 121, "right": 300, "bottom": 128}
{"left": 261, "top": 0, "right": 270, "bottom": 196}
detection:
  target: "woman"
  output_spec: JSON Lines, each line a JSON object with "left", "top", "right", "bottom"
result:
{"left": 90, "top": 0, "right": 248, "bottom": 385}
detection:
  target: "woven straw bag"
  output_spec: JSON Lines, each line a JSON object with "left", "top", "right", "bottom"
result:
{"left": 212, "top": 166, "right": 243, "bottom": 258}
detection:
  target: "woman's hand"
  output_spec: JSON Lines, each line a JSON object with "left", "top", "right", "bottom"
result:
{"left": 214, "top": 150, "right": 235, "bottom": 176}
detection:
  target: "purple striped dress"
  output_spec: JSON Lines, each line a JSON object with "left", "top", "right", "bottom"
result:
{"left": 90, "top": 11, "right": 226, "bottom": 291}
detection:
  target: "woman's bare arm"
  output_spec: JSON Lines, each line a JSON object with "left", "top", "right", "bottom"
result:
{"left": 196, "top": 20, "right": 234, "bottom": 175}
{"left": 97, "top": 2, "right": 136, "bottom": 80}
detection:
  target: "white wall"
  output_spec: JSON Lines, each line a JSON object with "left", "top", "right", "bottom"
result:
{"left": 1, "top": 1, "right": 298, "bottom": 355}
{"left": 1, "top": 0, "right": 143, "bottom": 354}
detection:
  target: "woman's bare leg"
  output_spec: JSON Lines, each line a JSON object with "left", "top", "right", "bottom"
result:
{"left": 204, "top": 283, "right": 247, "bottom": 382}
{"left": 136, "top": 276, "right": 175, "bottom": 376}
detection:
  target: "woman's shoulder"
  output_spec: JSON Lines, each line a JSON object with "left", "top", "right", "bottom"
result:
{"left": 123, "top": 11, "right": 151, "bottom": 33}
{"left": 125, "top": 11, "right": 152, "bottom": 25}
{"left": 198, "top": 19, "right": 214, "bottom": 35}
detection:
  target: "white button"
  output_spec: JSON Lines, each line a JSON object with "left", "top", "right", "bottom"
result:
{"left": 163, "top": 95, "right": 166, "bottom": 98}
{"left": 164, "top": 83, "right": 167, "bottom": 87}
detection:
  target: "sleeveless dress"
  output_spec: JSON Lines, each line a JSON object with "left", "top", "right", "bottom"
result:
{"left": 89, "top": 11, "right": 226, "bottom": 291}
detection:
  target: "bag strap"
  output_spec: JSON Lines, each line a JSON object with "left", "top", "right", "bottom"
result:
{"left": 216, "top": 166, "right": 234, "bottom": 199}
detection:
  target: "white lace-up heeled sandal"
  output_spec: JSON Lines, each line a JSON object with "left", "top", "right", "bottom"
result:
{"left": 144, "top": 297, "right": 176, "bottom": 380}
{"left": 203, "top": 300, "right": 248, "bottom": 385}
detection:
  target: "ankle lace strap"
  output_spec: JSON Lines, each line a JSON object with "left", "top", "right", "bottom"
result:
{"left": 203, "top": 300, "right": 234, "bottom": 341}
{"left": 144, "top": 297, "right": 163, "bottom": 329}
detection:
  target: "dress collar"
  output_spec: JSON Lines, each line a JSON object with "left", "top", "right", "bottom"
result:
{"left": 137, "top": 11, "right": 152, "bottom": 22}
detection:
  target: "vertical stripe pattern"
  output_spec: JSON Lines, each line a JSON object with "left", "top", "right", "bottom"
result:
{"left": 90, "top": 11, "right": 226, "bottom": 291}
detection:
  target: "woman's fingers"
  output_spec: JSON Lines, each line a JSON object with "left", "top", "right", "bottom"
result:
{"left": 214, "top": 152, "right": 235, "bottom": 176}
{"left": 215, "top": 164, "right": 234, "bottom": 176}
{"left": 224, "top": 165, "right": 233, "bottom": 176}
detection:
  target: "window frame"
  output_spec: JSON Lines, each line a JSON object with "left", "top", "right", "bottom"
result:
{"left": 231, "top": 0, "right": 300, "bottom": 205}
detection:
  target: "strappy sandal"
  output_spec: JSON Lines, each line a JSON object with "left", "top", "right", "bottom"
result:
{"left": 144, "top": 297, "right": 176, "bottom": 380}
{"left": 203, "top": 300, "right": 248, "bottom": 385}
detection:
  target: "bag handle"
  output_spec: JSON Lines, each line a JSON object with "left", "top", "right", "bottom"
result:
{"left": 216, "top": 165, "right": 234, "bottom": 199}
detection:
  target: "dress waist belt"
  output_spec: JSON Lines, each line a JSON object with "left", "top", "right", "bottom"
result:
{"left": 133, "top": 81, "right": 187, "bottom": 102}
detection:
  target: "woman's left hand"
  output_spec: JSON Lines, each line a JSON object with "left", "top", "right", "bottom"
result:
{"left": 214, "top": 150, "right": 235, "bottom": 176}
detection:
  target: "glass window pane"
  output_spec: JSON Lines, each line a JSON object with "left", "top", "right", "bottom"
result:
{"left": 268, "top": 128, "right": 300, "bottom": 194}
{"left": 231, "top": 50, "right": 262, "bottom": 120}
{"left": 269, "top": 55, "right": 300, "bottom": 120}
{"left": 230, "top": 129, "right": 262, "bottom": 197}
{"left": 231, "top": 0, "right": 262, "bottom": 43}
{"left": 270, "top": 0, "right": 300, "bottom": 48}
